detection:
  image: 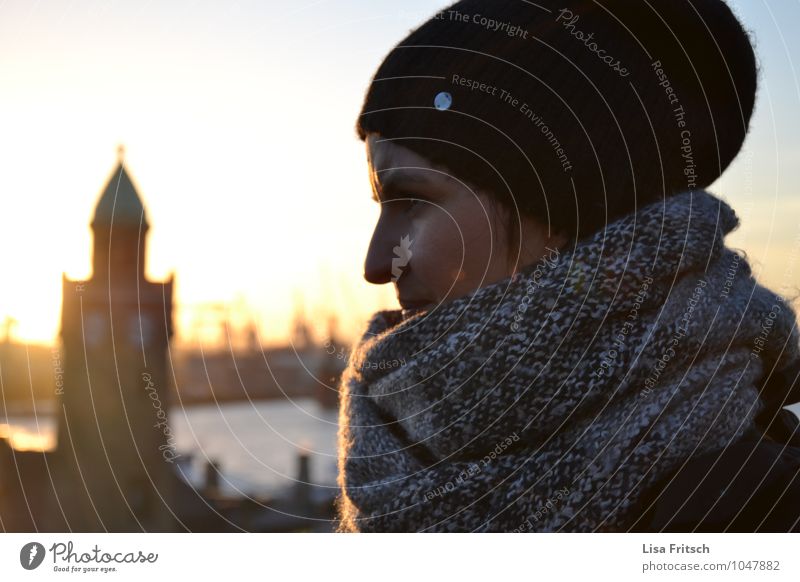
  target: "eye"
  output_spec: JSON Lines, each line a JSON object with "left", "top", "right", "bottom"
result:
{"left": 404, "top": 196, "right": 426, "bottom": 214}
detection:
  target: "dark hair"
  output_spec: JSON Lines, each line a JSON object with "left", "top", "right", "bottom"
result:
{"left": 356, "top": 0, "right": 758, "bottom": 254}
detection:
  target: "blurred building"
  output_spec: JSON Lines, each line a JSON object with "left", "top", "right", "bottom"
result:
{"left": 56, "top": 150, "right": 176, "bottom": 531}
{"left": 173, "top": 342, "right": 345, "bottom": 408}
{"left": 173, "top": 312, "right": 346, "bottom": 408}
{"left": 0, "top": 151, "right": 340, "bottom": 532}
{"left": 0, "top": 151, "right": 176, "bottom": 531}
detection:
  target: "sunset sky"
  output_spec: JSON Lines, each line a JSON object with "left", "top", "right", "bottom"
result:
{"left": 1, "top": 0, "right": 799, "bottom": 348}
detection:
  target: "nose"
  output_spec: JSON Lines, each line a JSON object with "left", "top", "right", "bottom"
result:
{"left": 364, "top": 211, "right": 402, "bottom": 285}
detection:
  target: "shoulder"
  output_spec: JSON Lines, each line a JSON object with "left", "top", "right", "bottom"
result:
{"left": 634, "top": 427, "right": 800, "bottom": 532}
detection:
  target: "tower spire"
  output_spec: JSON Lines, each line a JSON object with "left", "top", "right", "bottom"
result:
{"left": 90, "top": 148, "right": 150, "bottom": 281}
{"left": 91, "top": 148, "right": 149, "bottom": 231}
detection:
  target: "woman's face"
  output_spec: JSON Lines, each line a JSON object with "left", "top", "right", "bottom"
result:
{"left": 364, "top": 134, "right": 566, "bottom": 314}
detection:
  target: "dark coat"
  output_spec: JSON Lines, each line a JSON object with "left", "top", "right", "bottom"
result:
{"left": 634, "top": 362, "right": 800, "bottom": 532}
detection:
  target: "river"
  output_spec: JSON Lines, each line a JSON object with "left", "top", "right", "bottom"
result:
{"left": 0, "top": 398, "right": 340, "bottom": 498}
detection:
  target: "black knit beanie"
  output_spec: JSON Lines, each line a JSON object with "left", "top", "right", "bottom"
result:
{"left": 357, "top": 0, "right": 758, "bottom": 240}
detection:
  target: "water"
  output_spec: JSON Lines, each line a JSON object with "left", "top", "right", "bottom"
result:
{"left": 0, "top": 398, "right": 340, "bottom": 499}
{"left": 0, "top": 413, "right": 57, "bottom": 451}
{"left": 170, "top": 398, "right": 340, "bottom": 497}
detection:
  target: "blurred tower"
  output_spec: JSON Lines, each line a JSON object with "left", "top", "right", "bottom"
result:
{"left": 291, "top": 293, "right": 315, "bottom": 349}
{"left": 57, "top": 148, "right": 175, "bottom": 531}
{"left": 315, "top": 316, "right": 345, "bottom": 409}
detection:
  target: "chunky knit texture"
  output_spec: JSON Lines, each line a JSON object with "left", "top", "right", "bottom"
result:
{"left": 335, "top": 190, "right": 800, "bottom": 532}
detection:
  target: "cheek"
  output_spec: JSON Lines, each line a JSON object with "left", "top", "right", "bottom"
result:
{"left": 452, "top": 203, "right": 508, "bottom": 287}
{"left": 406, "top": 209, "right": 465, "bottom": 293}
{"left": 408, "top": 202, "right": 502, "bottom": 297}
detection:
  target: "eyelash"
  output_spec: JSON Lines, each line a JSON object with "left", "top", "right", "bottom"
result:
{"left": 373, "top": 192, "right": 427, "bottom": 213}
{"left": 401, "top": 194, "right": 426, "bottom": 213}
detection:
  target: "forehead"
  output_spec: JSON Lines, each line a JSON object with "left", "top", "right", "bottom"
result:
{"left": 366, "top": 135, "right": 461, "bottom": 193}
{"left": 366, "top": 134, "right": 437, "bottom": 174}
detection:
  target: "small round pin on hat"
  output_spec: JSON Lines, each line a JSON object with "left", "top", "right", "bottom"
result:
{"left": 434, "top": 91, "right": 452, "bottom": 111}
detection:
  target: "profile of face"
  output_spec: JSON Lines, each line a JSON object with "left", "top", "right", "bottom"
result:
{"left": 364, "top": 133, "right": 567, "bottom": 314}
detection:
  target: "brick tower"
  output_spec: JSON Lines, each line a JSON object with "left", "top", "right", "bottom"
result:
{"left": 57, "top": 147, "right": 175, "bottom": 531}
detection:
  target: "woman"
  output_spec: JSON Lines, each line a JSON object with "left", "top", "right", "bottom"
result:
{"left": 336, "top": 0, "right": 800, "bottom": 532}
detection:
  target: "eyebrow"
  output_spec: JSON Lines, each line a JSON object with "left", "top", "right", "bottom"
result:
{"left": 371, "top": 170, "right": 436, "bottom": 202}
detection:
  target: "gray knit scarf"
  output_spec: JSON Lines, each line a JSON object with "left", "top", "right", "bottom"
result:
{"left": 335, "top": 190, "right": 800, "bottom": 532}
